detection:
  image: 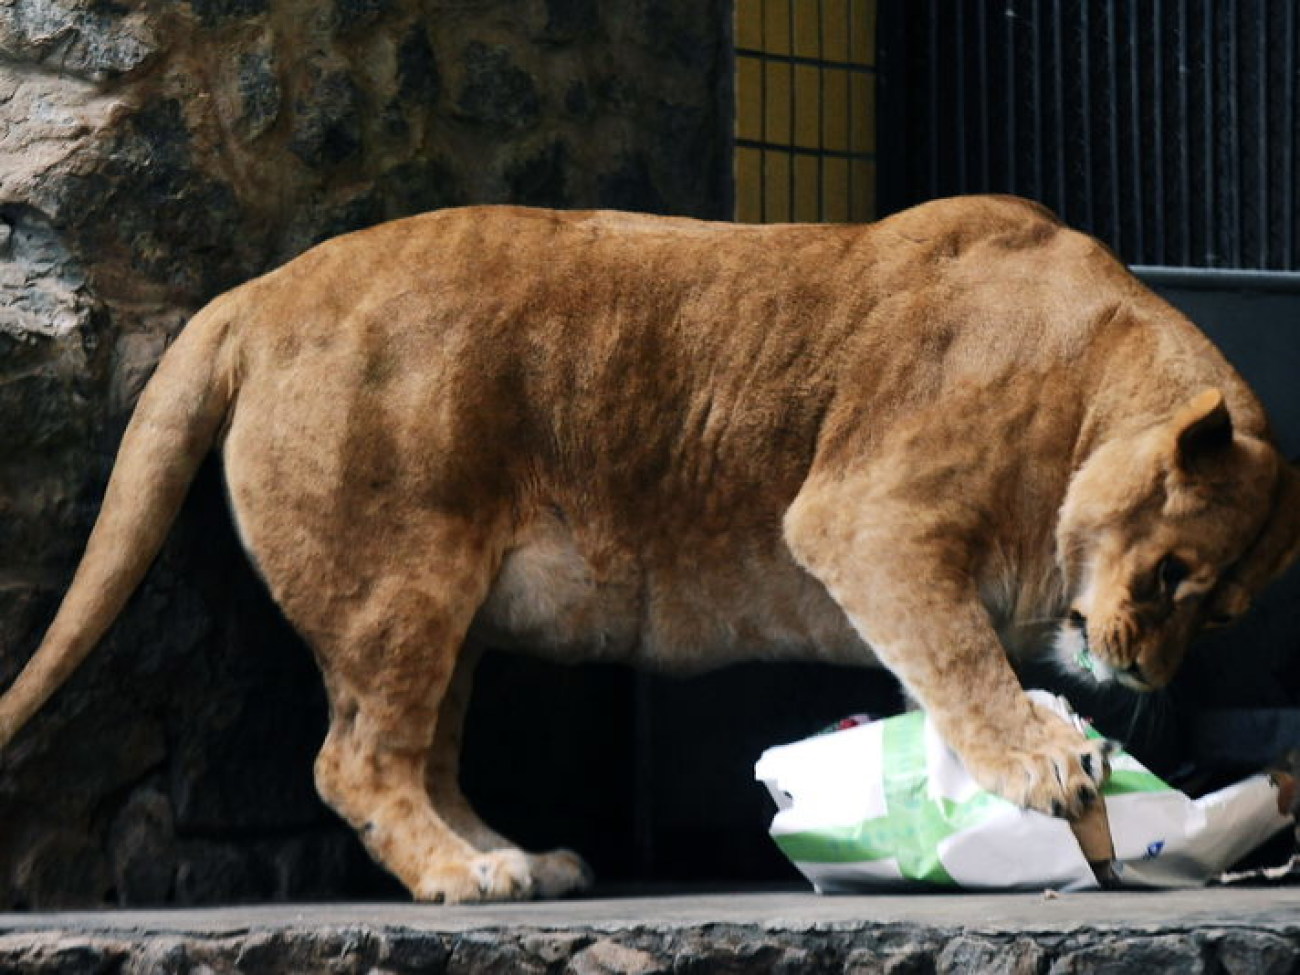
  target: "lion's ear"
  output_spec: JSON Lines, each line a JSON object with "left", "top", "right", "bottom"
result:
{"left": 1171, "top": 388, "right": 1233, "bottom": 473}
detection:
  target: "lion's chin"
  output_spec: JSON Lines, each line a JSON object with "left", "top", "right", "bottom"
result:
{"left": 1053, "top": 622, "right": 1161, "bottom": 692}
{"left": 1052, "top": 620, "right": 1102, "bottom": 681}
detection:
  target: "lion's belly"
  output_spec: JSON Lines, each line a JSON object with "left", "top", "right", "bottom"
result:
{"left": 470, "top": 521, "right": 872, "bottom": 673}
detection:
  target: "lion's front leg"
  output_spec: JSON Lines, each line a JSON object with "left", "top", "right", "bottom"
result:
{"left": 876, "top": 601, "right": 1114, "bottom": 818}
{"left": 880, "top": 599, "right": 1111, "bottom": 819}
{"left": 784, "top": 483, "right": 1110, "bottom": 819}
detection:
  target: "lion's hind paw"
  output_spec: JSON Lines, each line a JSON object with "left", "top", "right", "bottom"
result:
{"left": 526, "top": 848, "right": 595, "bottom": 899}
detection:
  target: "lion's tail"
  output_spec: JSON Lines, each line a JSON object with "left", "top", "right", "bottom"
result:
{"left": 0, "top": 299, "right": 237, "bottom": 750}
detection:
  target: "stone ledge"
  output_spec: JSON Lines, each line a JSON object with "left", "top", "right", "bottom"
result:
{"left": 1, "top": 887, "right": 1299, "bottom": 973}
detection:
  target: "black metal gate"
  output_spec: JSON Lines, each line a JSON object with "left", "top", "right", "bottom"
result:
{"left": 877, "top": 0, "right": 1300, "bottom": 270}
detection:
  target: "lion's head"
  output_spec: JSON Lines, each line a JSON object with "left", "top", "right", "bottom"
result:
{"left": 1054, "top": 389, "right": 1300, "bottom": 690}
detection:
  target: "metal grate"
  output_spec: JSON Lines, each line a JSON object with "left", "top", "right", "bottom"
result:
{"left": 877, "top": 0, "right": 1300, "bottom": 270}
{"left": 734, "top": 0, "right": 878, "bottom": 223}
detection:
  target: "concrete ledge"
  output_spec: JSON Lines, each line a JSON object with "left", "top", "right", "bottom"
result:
{"left": 2, "top": 888, "right": 1300, "bottom": 973}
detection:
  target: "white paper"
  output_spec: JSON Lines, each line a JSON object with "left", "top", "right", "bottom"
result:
{"left": 756, "top": 692, "right": 1294, "bottom": 891}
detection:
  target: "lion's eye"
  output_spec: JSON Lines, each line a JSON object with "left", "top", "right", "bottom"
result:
{"left": 1158, "top": 555, "right": 1190, "bottom": 595}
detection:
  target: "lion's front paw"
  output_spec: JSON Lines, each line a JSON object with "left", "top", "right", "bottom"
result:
{"left": 960, "top": 706, "right": 1114, "bottom": 818}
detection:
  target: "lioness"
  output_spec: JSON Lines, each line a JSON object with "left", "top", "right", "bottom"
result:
{"left": 2, "top": 195, "right": 1298, "bottom": 902}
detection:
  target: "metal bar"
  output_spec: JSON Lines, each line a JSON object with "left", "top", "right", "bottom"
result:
{"left": 1031, "top": 0, "right": 1042, "bottom": 202}
{"left": 1129, "top": 0, "right": 1144, "bottom": 262}
{"left": 788, "top": 0, "right": 796, "bottom": 220}
{"left": 735, "top": 138, "right": 875, "bottom": 162}
{"left": 1257, "top": 0, "right": 1269, "bottom": 267}
{"left": 955, "top": 0, "right": 968, "bottom": 189}
{"left": 1203, "top": 0, "right": 1215, "bottom": 264}
{"left": 1105, "top": 1, "right": 1121, "bottom": 255}
{"left": 848, "top": 0, "right": 856, "bottom": 215}
{"left": 927, "top": 0, "right": 939, "bottom": 198}
{"left": 1005, "top": 0, "right": 1017, "bottom": 192}
{"left": 1135, "top": 265, "right": 1300, "bottom": 292}
{"left": 733, "top": 48, "right": 876, "bottom": 74}
{"left": 759, "top": 0, "right": 768, "bottom": 223}
{"left": 1287, "top": 0, "right": 1297, "bottom": 268}
{"left": 1177, "top": 0, "right": 1190, "bottom": 265}
{"left": 816, "top": 0, "right": 824, "bottom": 222}
{"left": 1227, "top": 0, "right": 1241, "bottom": 267}
{"left": 1073, "top": 0, "right": 1086, "bottom": 228}
{"left": 1003, "top": 0, "right": 1013, "bottom": 193}
{"left": 1056, "top": 0, "right": 1069, "bottom": 220}
{"left": 976, "top": 0, "right": 989, "bottom": 190}
{"left": 1152, "top": 0, "right": 1166, "bottom": 265}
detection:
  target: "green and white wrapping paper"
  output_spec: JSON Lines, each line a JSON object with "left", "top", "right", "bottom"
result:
{"left": 755, "top": 691, "right": 1293, "bottom": 891}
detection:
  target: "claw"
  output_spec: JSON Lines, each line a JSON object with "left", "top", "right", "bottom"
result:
{"left": 1081, "top": 750, "right": 1108, "bottom": 783}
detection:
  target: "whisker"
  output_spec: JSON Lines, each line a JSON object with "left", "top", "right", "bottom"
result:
{"left": 1123, "top": 692, "right": 1143, "bottom": 746}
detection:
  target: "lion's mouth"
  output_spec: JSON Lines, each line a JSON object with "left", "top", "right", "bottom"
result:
{"left": 1067, "top": 610, "right": 1097, "bottom": 676}
{"left": 1068, "top": 610, "right": 1156, "bottom": 691}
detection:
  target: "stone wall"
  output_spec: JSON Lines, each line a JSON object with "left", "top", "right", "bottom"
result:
{"left": 0, "top": 0, "right": 731, "bottom": 907}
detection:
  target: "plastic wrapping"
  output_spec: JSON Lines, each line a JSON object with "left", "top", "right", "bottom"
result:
{"left": 755, "top": 691, "right": 1293, "bottom": 892}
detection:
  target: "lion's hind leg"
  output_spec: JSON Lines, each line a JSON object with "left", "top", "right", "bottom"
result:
{"left": 306, "top": 569, "right": 534, "bottom": 903}
{"left": 426, "top": 642, "right": 595, "bottom": 898}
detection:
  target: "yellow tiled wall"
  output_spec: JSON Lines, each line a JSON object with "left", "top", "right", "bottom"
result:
{"left": 735, "top": 0, "right": 876, "bottom": 223}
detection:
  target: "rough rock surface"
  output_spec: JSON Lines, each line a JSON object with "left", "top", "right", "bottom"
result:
{"left": 0, "top": 0, "right": 729, "bottom": 907}
{"left": 3, "top": 889, "right": 1300, "bottom": 974}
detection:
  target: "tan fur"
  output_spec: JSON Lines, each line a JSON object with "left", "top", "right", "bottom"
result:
{"left": 4, "top": 195, "right": 1299, "bottom": 902}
